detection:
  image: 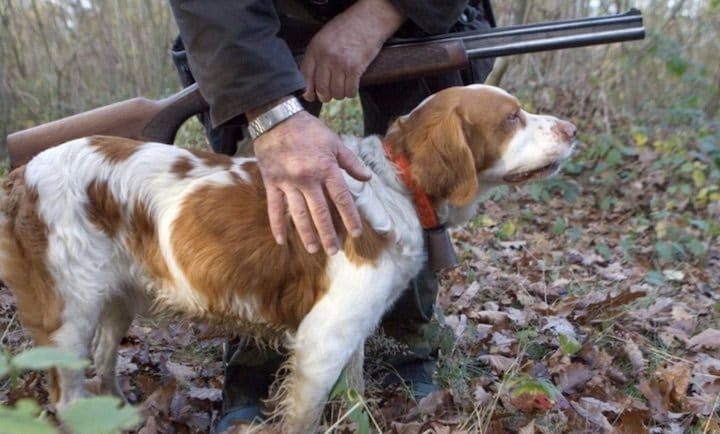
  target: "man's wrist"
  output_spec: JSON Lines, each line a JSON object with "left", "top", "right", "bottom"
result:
{"left": 246, "top": 95, "right": 294, "bottom": 121}
{"left": 247, "top": 96, "right": 304, "bottom": 139}
{"left": 356, "top": 0, "right": 406, "bottom": 41}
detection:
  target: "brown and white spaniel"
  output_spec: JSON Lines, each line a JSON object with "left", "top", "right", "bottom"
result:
{"left": 0, "top": 85, "right": 575, "bottom": 433}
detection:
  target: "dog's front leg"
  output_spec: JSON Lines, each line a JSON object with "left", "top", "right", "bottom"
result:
{"left": 345, "top": 346, "right": 365, "bottom": 397}
{"left": 273, "top": 259, "right": 396, "bottom": 433}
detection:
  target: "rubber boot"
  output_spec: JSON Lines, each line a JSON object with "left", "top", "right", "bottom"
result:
{"left": 378, "top": 266, "right": 452, "bottom": 400}
{"left": 213, "top": 338, "right": 284, "bottom": 434}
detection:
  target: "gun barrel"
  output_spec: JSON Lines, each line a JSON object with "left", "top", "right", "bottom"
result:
{"left": 6, "top": 9, "right": 645, "bottom": 169}
{"left": 466, "top": 28, "right": 645, "bottom": 58}
{"left": 462, "top": 9, "right": 644, "bottom": 58}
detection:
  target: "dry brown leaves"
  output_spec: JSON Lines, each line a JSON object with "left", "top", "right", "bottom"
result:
{"left": 1, "top": 137, "right": 719, "bottom": 433}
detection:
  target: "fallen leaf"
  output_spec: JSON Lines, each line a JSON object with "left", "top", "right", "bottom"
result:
{"left": 510, "top": 391, "right": 555, "bottom": 413}
{"left": 576, "top": 288, "right": 647, "bottom": 322}
{"left": 658, "top": 363, "right": 692, "bottom": 406}
{"left": 426, "top": 422, "right": 452, "bottom": 434}
{"left": 478, "top": 354, "right": 515, "bottom": 373}
{"left": 444, "top": 314, "right": 468, "bottom": 337}
{"left": 569, "top": 399, "right": 614, "bottom": 432}
{"left": 390, "top": 421, "right": 423, "bottom": 434}
{"left": 617, "top": 409, "right": 651, "bottom": 434}
{"left": 518, "top": 419, "right": 535, "bottom": 434}
{"left": 558, "top": 334, "right": 582, "bottom": 355}
{"left": 542, "top": 316, "right": 577, "bottom": 339}
{"left": 509, "top": 377, "right": 557, "bottom": 413}
{"left": 188, "top": 387, "right": 222, "bottom": 402}
{"left": 623, "top": 339, "right": 645, "bottom": 374}
{"left": 669, "top": 305, "right": 698, "bottom": 335}
{"left": 662, "top": 269, "right": 685, "bottom": 281}
{"left": 505, "top": 307, "right": 532, "bottom": 326}
{"left": 453, "top": 281, "right": 481, "bottom": 311}
{"left": 473, "top": 384, "right": 493, "bottom": 406}
{"left": 137, "top": 416, "right": 159, "bottom": 434}
{"left": 469, "top": 310, "right": 509, "bottom": 325}
{"left": 687, "top": 328, "right": 720, "bottom": 350}
{"left": 638, "top": 379, "right": 668, "bottom": 422}
{"left": 595, "top": 262, "right": 627, "bottom": 281}
{"left": 577, "top": 396, "right": 622, "bottom": 414}
{"left": 554, "top": 363, "right": 593, "bottom": 393}
{"left": 692, "top": 354, "right": 720, "bottom": 394}
{"left": 418, "top": 389, "right": 453, "bottom": 416}
{"left": 490, "top": 332, "right": 516, "bottom": 354}
{"left": 142, "top": 381, "right": 177, "bottom": 416}
{"left": 165, "top": 360, "right": 197, "bottom": 383}
{"left": 686, "top": 393, "right": 720, "bottom": 416}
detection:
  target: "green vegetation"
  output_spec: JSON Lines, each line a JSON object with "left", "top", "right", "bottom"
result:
{"left": 0, "top": 346, "right": 141, "bottom": 434}
{"left": 0, "top": 0, "right": 718, "bottom": 432}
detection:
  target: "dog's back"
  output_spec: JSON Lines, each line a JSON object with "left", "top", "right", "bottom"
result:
{"left": 0, "top": 136, "right": 413, "bottom": 425}
{"left": 0, "top": 136, "right": 269, "bottom": 404}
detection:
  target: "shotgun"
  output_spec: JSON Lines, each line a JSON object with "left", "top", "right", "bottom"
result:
{"left": 6, "top": 9, "right": 645, "bottom": 169}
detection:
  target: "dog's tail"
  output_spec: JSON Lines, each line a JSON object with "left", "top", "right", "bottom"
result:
{"left": 0, "top": 166, "right": 66, "bottom": 403}
{"left": 0, "top": 167, "right": 23, "bottom": 288}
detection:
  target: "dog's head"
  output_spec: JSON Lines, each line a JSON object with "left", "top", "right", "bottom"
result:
{"left": 386, "top": 84, "right": 576, "bottom": 209}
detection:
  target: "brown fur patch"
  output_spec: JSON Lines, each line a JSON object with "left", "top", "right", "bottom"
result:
{"left": 170, "top": 156, "right": 195, "bottom": 179}
{"left": 170, "top": 163, "right": 328, "bottom": 328}
{"left": 170, "top": 161, "right": 389, "bottom": 327}
{"left": 0, "top": 167, "right": 64, "bottom": 402}
{"left": 342, "top": 220, "right": 390, "bottom": 267}
{"left": 126, "top": 201, "right": 170, "bottom": 283}
{"left": 85, "top": 179, "right": 122, "bottom": 237}
{"left": 89, "top": 135, "right": 143, "bottom": 164}
{"left": 387, "top": 87, "right": 520, "bottom": 206}
{"left": 186, "top": 148, "right": 233, "bottom": 170}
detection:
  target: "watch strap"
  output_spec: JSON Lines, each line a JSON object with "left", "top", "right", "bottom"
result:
{"left": 247, "top": 97, "right": 304, "bottom": 139}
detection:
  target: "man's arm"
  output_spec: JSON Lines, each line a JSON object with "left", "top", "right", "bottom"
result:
{"left": 169, "top": 0, "right": 306, "bottom": 128}
{"left": 169, "top": 0, "right": 371, "bottom": 255}
{"left": 390, "top": 0, "right": 470, "bottom": 35}
{"left": 299, "top": 0, "right": 470, "bottom": 102}
{"left": 301, "top": 0, "right": 406, "bottom": 102}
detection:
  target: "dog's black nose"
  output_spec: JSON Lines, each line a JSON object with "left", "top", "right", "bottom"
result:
{"left": 555, "top": 120, "right": 577, "bottom": 142}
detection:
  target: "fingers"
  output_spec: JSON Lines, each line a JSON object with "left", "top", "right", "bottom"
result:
{"left": 267, "top": 176, "right": 360, "bottom": 254}
{"left": 329, "top": 70, "right": 346, "bottom": 102}
{"left": 285, "top": 189, "right": 321, "bottom": 254}
{"left": 315, "top": 66, "right": 331, "bottom": 103}
{"left": 325, "top": 169, "right": 363, "bottom": 239}
{"left": 254, "top": 113, "right": 367, "bottom": 256}
{"left": 337, "top": 143, "right": 372, "bottom": 181}
{"left": 266, "top": 184, "right": 288, "bottom": 245}
{"left": 286, "top": 185, "right": 344, "bottom": 255}
{"left": 300, "top": 55, "right": 317, "bottom": 102}
{"left": 344, "top": 71, "right": 360, "bottom": 99}
{"left": 304, "top": 186, "right": 340, "bottom": 255}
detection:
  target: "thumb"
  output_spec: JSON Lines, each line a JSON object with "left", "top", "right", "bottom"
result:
{"left": 337, "top": 143, "right": 372, "bottom": 181}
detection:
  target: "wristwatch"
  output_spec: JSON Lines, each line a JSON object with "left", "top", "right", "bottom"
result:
{"left": 247, "top": 97, "right": 304, "bottom": 139}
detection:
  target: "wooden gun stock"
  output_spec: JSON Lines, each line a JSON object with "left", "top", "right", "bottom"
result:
{"left": 6, "top": 83, "right": 209, "bottom": 168}
{"left": 6, "top": 40, "right": 466, "bottom": 169}
{"left": 6, "top": 9, "right": 644, "bottom": 168}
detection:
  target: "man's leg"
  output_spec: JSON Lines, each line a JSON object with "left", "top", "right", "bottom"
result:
{"left": 358, "top": 4, "right": 495, "bottom": 390}
{"left": 358, "top": 74, "right": 461, "bottom": 398}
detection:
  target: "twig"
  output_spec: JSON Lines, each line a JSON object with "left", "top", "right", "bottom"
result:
{"left": 1, "top": 312, "right": 16, "bottom": 345}
{"left": 323, "top": 401, "right": 362, "bottom": 434}
{"left": 702, "top": 393, "right": 720, "bottom": 434}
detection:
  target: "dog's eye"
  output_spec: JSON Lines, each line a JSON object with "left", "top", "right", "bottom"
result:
{"left": 506, "top": 111, "right": 521, "bottom": 123}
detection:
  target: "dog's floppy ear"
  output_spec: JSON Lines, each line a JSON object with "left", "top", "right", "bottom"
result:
{"left": 395, "top": 105, "right": 479, "bottom": 207}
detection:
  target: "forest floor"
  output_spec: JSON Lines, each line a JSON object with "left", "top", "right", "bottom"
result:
{"left": 1, "top": 106, "right": 719, "bottom": 433}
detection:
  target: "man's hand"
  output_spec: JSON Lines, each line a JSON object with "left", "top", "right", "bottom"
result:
{"left": 253, "top": 111, "right": 372, "bottom": 255}
{"left": 301, "top": 0, "right": 405, "bottom": 102}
